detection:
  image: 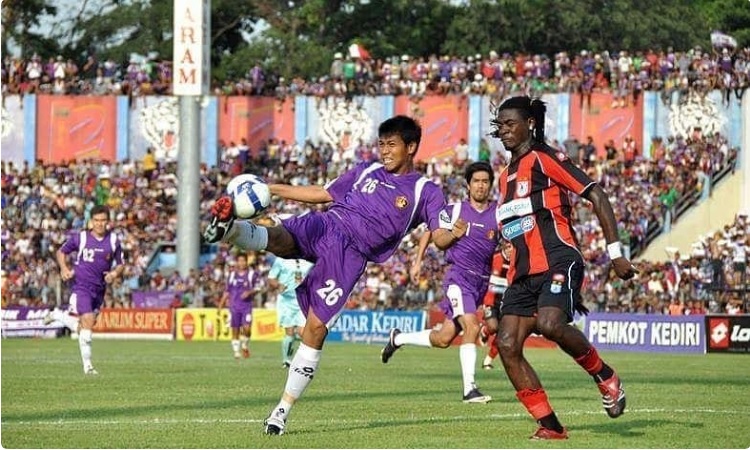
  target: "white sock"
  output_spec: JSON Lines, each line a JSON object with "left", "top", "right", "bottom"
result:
{"left": 272, "top": 343, "right": 321, "bottom": 421}
{"left": 226, "top": 221, "right": 268, "bottom": 250}
{"left": 270, "top": 398, "right": 293, "bottom": 423}
{"left": 459, "top": 343, "right": 477, "bottom": 395}
{"left": 394, "top": 329, "right": 432, "bottom": 347}
{"left": 240, "top": 336, "right": 249, "bottom": 350}
{"left": 483, "top": 355, "right": 493, "bottom": 366}
{"left": 79, "top": 329, "right": 93, "bottom": 370}
{"left": 231, "top": 339, "right": 240, "bottom": 354}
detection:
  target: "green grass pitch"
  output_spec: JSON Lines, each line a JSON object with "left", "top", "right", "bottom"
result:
{"left": 2, "top": 339, "right": 749, "bottom": 448}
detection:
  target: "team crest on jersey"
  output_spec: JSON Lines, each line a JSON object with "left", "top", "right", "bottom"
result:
{"left": 486, "top": 229, "right": 496, "bottom": 240}
{"left": 395, "top": 196, "right": 408, "bottom": 209}
{"left": 516, "top": 179, "right": 530, "bottom": 197}
{"left": 556, "top": 151, "right": 568, "bottom": 162}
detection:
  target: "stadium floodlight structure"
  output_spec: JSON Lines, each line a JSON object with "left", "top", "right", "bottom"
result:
{"left": 174, "top": 0, "right": 211, "bottom": 278}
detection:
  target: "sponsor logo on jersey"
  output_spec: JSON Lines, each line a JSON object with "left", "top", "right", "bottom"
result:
{"left": 497, "top": 197, "right": 533, "bottom": 221}
{"left": 501, "top": 215, "right": 536, "bottom": 240}
{"left": 395, "top": 196, "right": 408, "bottom": 209}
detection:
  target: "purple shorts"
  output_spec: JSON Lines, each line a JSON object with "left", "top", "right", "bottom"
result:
{"left": 283, "top": 212, "right": 367, "bottom": 327}
{"left": 230, "top": 304, "right": 252, "bottom": 328}
{"left": 438, "top": 268, "right": 490, "bottom": 320}
{"left": 69, "top": 287, "right": 105, "bottom": 316}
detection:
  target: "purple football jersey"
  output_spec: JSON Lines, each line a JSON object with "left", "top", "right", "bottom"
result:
{"left": 59, "top": 230, "right": 123, "bottom": 291}
{"left": 439, "top": 201, "right": 499, "bottom": 277}
{"left": 325, "top": 162, "right": 445, "bottom": 263}
{"left": 226, "top": 269, "right": 259, "bottom": 309}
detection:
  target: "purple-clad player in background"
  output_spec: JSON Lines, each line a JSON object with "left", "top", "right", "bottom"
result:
{"left": 216, "top": 253, "right": 259, "bottom": 359}
{"left": 203, "top": 115, "right": 451, "bottom": 435}
{"left": 46, "top": 205, "right": 124, "bottom": 375}
{"left": 381, "top": 162, "right": 499, "bottom": 404}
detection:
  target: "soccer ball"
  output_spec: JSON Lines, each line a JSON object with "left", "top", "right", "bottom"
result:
{"left": 226, "top": 174, "right": 271, "bottom": 219}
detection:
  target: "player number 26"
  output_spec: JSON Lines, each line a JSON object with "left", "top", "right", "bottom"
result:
{"left": 316, "top": 279, "right": 344, "bottom": 306}
{"left": 361, "top": 178, "right": 378, "bottom": 194}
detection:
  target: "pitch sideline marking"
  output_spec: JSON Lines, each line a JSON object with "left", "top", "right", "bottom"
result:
{"left": 2, "top": 408, "right": 746, "bottom": 427}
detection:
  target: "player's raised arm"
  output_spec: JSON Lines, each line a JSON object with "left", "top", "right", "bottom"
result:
{"left": 269, "top": 184, "right": 333, "bottom": 204}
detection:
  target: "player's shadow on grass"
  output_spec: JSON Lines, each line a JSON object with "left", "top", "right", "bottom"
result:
{"left": 619, "top": 373, "right": 750, "bottom": 387}
{"left": 574, "top": 418, "right": 695, "bottom": 437}
{"left": 2, "top": 389, "right": 452, "bottom": 423}
{"left": 286, "top": 415, "right": 528, "bottom": 436}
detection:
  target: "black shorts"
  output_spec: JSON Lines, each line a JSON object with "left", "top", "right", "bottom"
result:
{"left": 483, "top": 294, "right": 503, "bottom": 321}
{"left": 500, "top": 261, "right": 584, "bottom": 322}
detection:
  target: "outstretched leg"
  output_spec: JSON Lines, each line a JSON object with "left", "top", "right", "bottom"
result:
{"left": 536, "top": 306, "right": 626, "bottom": 419}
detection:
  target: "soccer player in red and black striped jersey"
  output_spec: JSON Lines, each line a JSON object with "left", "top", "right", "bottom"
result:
{"left": 490, "top": 96, "right": 637, "bottom": 440}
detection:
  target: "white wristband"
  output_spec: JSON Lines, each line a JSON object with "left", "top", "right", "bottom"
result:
{"left": 607, "top": 242, "right": 623, "bottom": 260}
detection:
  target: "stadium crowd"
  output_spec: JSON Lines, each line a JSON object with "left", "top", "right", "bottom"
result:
{"left": 1, "top": 127, "right": 746, "bottom": 316}
{"left": 2, "top": 46, "right": 749, "bottom": 105}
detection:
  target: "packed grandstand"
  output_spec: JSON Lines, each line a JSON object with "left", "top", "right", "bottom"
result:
{"left": 1, "top": 123, "right": 746, "bottom": 316}
{"left": 3, "top": 46, "right": 748, "bottom": 102}
{"left": 2, "top": 40, "right": 749, "bottom": 318}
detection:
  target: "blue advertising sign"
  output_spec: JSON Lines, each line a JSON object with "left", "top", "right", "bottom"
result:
{"left": 327, "top": 310, "right": 427, "bottom": 344}
{"left": 582, "top": 313, "right": 705, "bottom": 354}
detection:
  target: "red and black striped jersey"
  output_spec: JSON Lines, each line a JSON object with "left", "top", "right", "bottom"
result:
{"left": 490, "top": 251, "right": 510, "bottom": 285}
{"left": 497, "top": 143, "right": 596, "bottom": 283}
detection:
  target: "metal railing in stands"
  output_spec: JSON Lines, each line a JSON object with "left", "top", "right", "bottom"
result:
{"left": 630, "top": 161, "right": 737, "bottom": 259}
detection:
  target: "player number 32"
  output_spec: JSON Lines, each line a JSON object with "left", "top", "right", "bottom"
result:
{"left": 316, "top": 279, "right": 344, "bottom": 306}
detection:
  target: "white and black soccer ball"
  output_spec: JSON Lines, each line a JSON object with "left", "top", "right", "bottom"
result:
{"left": 226, "top": 174, "right": 271, "bottom": 219}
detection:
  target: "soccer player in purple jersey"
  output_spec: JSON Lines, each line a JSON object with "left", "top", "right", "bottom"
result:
{"left": 203, "top": 115, "right": 451, "bottom": 435}
{"left": 46, "top": 205, "right": 124, "bottom": 375}
{"left": 381, "top": 162, "right": 499, "bottom": 404}
{"left": 216, "top": 253, "right": 258, "bottom": 359}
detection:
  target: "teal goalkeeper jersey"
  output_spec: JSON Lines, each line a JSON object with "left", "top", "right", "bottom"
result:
{"left": 268, "top": 257, "right": 313, "bottom": 297}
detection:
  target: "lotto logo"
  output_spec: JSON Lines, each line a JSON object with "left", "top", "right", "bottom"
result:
{"left": 709, "top": 319, "right": 729, "bottom": 349}
{"left": 730, "top": 325, "right": 750, "bottom": 343}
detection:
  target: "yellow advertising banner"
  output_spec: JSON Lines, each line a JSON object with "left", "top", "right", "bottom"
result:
{"left": 175, "top": 308, "right": 284, "bottom": 342}
{"left": 252, "top": 309, "right": 285, "bottom": 342}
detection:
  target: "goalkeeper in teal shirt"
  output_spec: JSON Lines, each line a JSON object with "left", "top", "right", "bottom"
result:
{"left": 268, "top": 255, "right": 314, "bottom": 367}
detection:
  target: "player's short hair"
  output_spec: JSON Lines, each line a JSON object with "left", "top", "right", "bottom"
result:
{"left": 378, "top": 115, "right": 422, "bottom": 148}
{"left": 90, "top": 205, "right": 110, "bottom": 218}
{"left": 464, "top": 161, "right": 494, "bottom": 186}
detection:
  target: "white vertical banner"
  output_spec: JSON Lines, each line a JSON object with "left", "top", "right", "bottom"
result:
{"left": 173, "top": 0, "right": 211, "bottom": 96}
